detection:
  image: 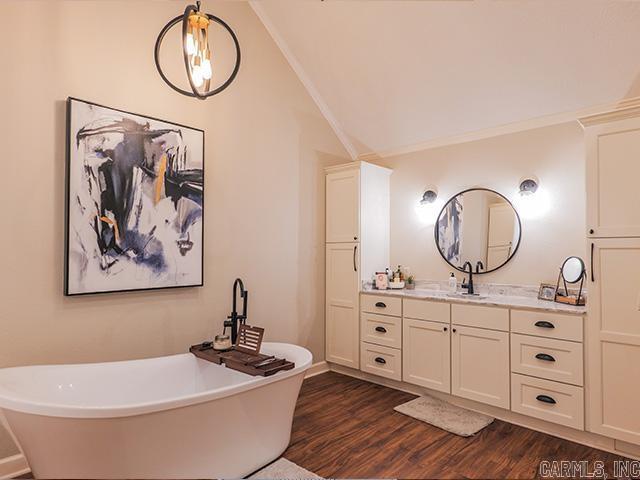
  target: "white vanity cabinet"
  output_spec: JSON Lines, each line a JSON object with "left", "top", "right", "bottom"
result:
{"left": 357, "top": 294, "right": 589, "bottom": 432}
{"left": 325, "top": 243, "right": 360, "bottom": 368}
{"left": 509, "top": 309, "right": 585, "bottom": 430}
{"left": 450, "top": 304, "right": 510, "bottom": 409}
{"left": 402, "top": 299, "right": 451, "bottom": 393}
{"left": 586, "top": 238, "right": 640, "bottom": 444}
{"left": 582, "top": 113, "right": 640, "bottom": 238}
{"left": 580, "top": 105, "right": 640, "bottom": 446}
{"left": 451, "top": 324, "right": 510, "bottom": 409}
{"left": 325, "top": 162, "right": 391, "bottom": 369}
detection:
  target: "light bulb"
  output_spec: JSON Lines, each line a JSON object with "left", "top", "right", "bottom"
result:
{"left": 191, "top": 65, "right": 204, "bottom": 87}
{"left": 201, "top": 57, "right": 212, "bottom": 80}
{"left": 185, "top": 33, "right": 196, "bottom": 56}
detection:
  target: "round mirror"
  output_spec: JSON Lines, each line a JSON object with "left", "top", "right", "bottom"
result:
{"left": 435, "top": 188, "right": 521, "bottom": 274}
{"left": 561, "top": 256, "right": 585, "bottom": 283}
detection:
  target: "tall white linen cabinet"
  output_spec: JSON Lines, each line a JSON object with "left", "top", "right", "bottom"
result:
{"left": 580, "top": 103, "right": 640, "bottom": 448}
{"left": 325, "top": 161, "right": 392, "bottom": 368}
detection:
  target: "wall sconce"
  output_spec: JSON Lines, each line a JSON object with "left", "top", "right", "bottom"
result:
{"left": 416, "top": 187, "right": 440, "bottom": 225}
{"left": 515, "top": 176, "right": 550, "bottom": 219}
{"left": 519, "top": 178, "right": 539, "bottom": 196}
{"left": 420, "top": 189, "right": 438, "bottom": 204}
{"left": 154, "top": 1, "right": 241, "bottom": 99}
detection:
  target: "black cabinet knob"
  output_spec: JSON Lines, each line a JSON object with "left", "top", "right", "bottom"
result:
{"left": 443, "top": 327, "right": 448, "bottom": 332}
{"left": 589, "top": 229, "right": 594, "bottom": 234}
{"left": 374, "top": 357, "right": 386, "bottom": 365}
{"left": 354, "top": 236, "right": 358, "bottom": 240}
{"left": 452, "top": 328, "right": 457, "bottom": 333}
{"left": 375, "top": 326, "right": 387, "bottom": 333}
{"left": 375, "top": 302, "right": 386, "bottom": 308}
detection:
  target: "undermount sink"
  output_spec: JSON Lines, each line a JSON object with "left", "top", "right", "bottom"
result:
{"left": 446, "top": 292, "right": 487, "bottom": 300}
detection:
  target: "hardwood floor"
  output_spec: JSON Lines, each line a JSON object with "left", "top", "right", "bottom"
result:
{"left": 283, "top": 372, "right": 629, "bottom": 479}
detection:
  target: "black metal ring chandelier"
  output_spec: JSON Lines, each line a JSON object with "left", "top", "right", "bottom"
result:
{"left": 154, "top": 1, "right": 241, "bottom": 100}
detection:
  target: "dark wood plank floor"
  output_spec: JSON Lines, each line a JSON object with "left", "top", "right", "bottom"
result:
{"left": 284, "top": 372, "right": 629, "bottom": 479}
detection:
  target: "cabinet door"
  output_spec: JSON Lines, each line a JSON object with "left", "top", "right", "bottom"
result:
{"left": 326, "top": 169, "right": 360, "bottom": 243}
{"left": 587, "top": 238, "right": 640, "bottom": 443}
{"left": 403, "top": 318, "right": 450, "bottom": 393}
{"left": 326, "top": 243, "right": 360, "bottom": 368}
{"left": 451, "top": 325, "right": 510, "bottom": 408}
{"left": 585, "top": 117, "right": 640, "bottom": 237}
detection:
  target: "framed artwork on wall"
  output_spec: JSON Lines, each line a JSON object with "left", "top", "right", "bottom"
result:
{"left": 65, "top": 97, "right": 204, "bottom": 296}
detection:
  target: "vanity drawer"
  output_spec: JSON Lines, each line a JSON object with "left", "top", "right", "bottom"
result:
{"left": 361, "top": 295, "right": 402, "bottom": 317}
{"left": 403, "top": 298, "right": 450, "bottom": 324}
{"left": 511, "top": 334, "right": 584, "bottom": 386}
{"left": 511, "top": 310, "right": 583, "bottom": 342}
{"left": 451, "top": 304, "right": 509, "bottom": 331}
{"left": 511, "top": 373, "right": 584, "bottom": 430}
{"left": 360, "top": 343, "right": 401, "bottom": 381}
{"left": 361, "top": 313, "right": 402, "bottom": 349}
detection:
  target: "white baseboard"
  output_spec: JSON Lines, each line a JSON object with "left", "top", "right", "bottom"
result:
{"left": 0, "top": 454, "right": 29, "bottom": 479}
{"left": 305, "top": 360, "right": 329, "bottom": 378}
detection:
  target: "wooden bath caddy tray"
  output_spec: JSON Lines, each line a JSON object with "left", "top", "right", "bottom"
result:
{"left": 189, "top": 325, "right": 294, "bottom": 377}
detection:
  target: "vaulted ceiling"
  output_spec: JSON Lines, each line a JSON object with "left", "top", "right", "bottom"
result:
{"left": 251, "top": 0, "right": 640, "bottom": 158}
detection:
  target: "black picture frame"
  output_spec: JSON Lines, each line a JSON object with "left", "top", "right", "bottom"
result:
{"left": 434, "top": 187, "right": 522, "bottom": 274}
{"left": 64, "top": 97, "right": 205, "bottom": 296}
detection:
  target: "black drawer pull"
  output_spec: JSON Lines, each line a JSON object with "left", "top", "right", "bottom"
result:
{"left": 375, "top": 326, "right": 387, "bottom": 333}
{"left": 374, "top": 357, "right": 386, "bottom": 365}
{"left": 375, "top": 302, "right": 386, "bottom": 308}
{"left": 536, "top": 394, "right": 557, "bottom": 405}
{"left": 534, "top": 321, "right": 555, "bottom": 329}
{"left": 535, "top": 353, "right": 556, "bottom": 362}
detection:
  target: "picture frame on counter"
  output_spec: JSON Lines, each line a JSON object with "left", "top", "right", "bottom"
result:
{"left": 375, "top": 272, "right": 389, "bottom": 290}
{"left": 537, "top": 283, "right": 557, "bottom": 301}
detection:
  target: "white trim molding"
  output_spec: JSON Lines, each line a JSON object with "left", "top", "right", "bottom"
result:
{"left": 366, "top": 95, "right": 640, "bottom": 159}
{"left": 0, "top": 454, "right": 29, "bottom": 480}
{"left": 249, "top": 1, "right": 358, "bottom": 160}
{"left": 305, "top": 361, "right": 330, "bottom": 379}
{"left": 578, "top": 96, "right": 640, "bottom": 127}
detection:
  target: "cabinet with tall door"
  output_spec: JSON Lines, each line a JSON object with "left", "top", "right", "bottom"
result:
{"left": 580, "top": 102, "right": 640, "bottom": 446}
{"left": 325, "top": 161, "right": 392, "bottom": 369}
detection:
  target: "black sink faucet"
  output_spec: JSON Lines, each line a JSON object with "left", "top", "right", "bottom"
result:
{"left": 462, "top": 261, "right": 474, "bottom": 295}
{"left": 224, "top": 278, "right": 248, "bottom": 344}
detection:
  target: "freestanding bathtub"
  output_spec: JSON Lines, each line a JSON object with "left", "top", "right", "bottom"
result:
{"left": 0, "top": 342, "right": 312, "bottom": 479}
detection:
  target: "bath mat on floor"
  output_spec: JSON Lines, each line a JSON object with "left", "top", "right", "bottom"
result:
{"left": 249, "top": 458, "right": 322, "bottom": 479}
{"left": 394, "top": 395, "right": 494, "bottom": 437}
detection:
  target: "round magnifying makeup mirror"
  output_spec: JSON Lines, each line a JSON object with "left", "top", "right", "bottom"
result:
{"left": 561, "top": 256, "right": 585, "bottom": 283}
{"left": 555, "top": 256, "right": 586, "bottom": 306}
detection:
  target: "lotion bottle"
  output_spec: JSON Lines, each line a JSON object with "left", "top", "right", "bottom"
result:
{"left": 448, "top": 272, "right": 457, "bottom": 292}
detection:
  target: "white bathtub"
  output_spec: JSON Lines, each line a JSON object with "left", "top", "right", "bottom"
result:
{"left": 0, "top": 342, "right": 312, "bottom": 479}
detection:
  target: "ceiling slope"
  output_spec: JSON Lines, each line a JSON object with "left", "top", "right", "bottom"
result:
{"left": 251, "top": 0, "right": 640, "bottom": 158}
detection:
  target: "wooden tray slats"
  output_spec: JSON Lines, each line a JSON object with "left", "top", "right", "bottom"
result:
{"left": 189, "top": 342, "right": 294, "bottom": 377}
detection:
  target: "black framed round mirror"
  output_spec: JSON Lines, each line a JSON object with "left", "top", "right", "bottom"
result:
{"left": 561, "top": 256, "right": 585, "bottom": 283}
{"left": 435, "top": 188, "right": 522, "bottom": 274}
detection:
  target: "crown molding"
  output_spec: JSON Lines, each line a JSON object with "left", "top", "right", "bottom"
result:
{"left": 249, "top": 1, "right": 358, "bottom": 160}
{"left": 364, "top": 96, "right": 640, "bottom": 159}
{"left": 578, "top": 96, "right": 640, "bottom": 127}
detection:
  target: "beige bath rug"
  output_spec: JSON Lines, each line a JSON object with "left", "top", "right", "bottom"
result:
{"left": 394, "top": 395, "right": 494, "bottom": 437}
{"left": 249, "top": 457, "right": 322, "bottom": 479}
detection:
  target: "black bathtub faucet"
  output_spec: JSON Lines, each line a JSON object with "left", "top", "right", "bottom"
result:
{"left": 224, "top": 278, "right": 248, "bottom": 345}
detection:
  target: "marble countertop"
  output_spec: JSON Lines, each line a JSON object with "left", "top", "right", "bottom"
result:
{"left": 361, "top": 285, "right": 586, "bottom": 315}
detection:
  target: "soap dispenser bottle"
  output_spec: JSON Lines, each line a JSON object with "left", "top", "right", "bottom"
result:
{"left": 448, "top": 272, "right": 457, "bottom": 292}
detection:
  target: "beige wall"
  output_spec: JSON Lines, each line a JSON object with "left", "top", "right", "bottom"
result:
{"left": 379, "top": 122, "right": 586, "bottom": 286}
{"left": 0, "top": 0, "right": 348, "bottom": 458}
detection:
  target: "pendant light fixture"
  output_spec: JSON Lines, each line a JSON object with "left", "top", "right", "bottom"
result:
{"left": 154, "top": 1, "right": 241, "bottom": 99}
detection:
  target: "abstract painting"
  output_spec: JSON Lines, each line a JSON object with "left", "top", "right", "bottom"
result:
{"left": 65, "top": 98, "right": 204, "bottom": 295}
